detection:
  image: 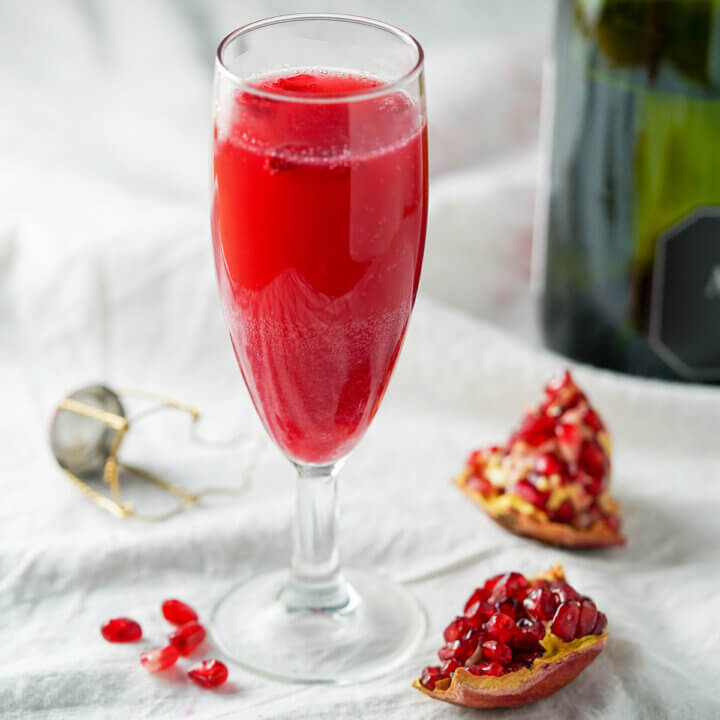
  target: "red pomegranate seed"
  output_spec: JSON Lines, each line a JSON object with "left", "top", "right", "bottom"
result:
{"left": 162, "top": 599, "right": 198, "bottom": 626}
{"left": 593, "top": 612, "right": 608, "bottom": 635}
{"left": 485, "top": 612, "right": 516, "bottom": 643}
{"left": 496, "top": 598, "right": 525, "bottom": 619}
{"left": 545, "top": 370, "right": 572, "bottom": 397}
{"left": 550, "top": 581, "right": 580, "bottom": 604}
{"left": 535, "top": 453, "right": 563, "bottom": 477}
{"left": 584, "top": 408, "right": 604, "bottom": 432}
{"left": 140, "top": 645, "right": 179, "bottom": 672}
{"left": 188, "top": 659, "right": 228, "bottom": 689}
{"left": 523, "top": 586, "right": 558, "bottom": 621}
{"left": 514, "top": 479, "right": 549, "bottom": 510}
{"left": 168, "top": 620, "right": 206, "bottom": 656}
{"left": 513, "top": 650, "right": 543, "bottom": 666}
{"left": 577, "top": 599, "right": 598, "bottom": 637}
{"left": 466, "top": 474, "right": 493, "bottom": 497}
{"left": 441, "top": 659, "right": 460, "bottom": 677}
{"left": 101, "top": 617, "right": 142, "bottom": 643}
{"left": 580, "top": 441, "right": 606, "bottom": 478}
{"left": 465, "top": 599, "right": 494, "bottom": 627}
{"left": 468, "top": 661, "right": 505, "bottom": 677}
{"left": 481, "top": 640, "right": 512, "bottom": 665}
{"left": 488, "top": 572, "right": 530, "bottom": 603}
{"left": 443, "top": 616, "right": 470, "bottom": 643}
{"left": 551, "top": 601, "right": 581, "bottom": 642}
{"left": 556, "top": 423, "right": 582, "bottom": 454}
{"left": 438, "top": 634, "right": 478, "bottom": 663}
{"left": 512, "top": 618, "right": 545, "bottom": 649}
{"left": 551, "top": 500, "right": 575, "bottom": 523}
{"left": 420, "top": 665, "right": 444, "bottom": 689}
{"left": 604, "top": 514, "right": 621, "bottom": 533}
{"left": 513, "top": 413, "right": 556, "bottom": 446}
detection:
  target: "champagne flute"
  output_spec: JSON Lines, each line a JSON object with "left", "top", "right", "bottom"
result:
{"left": 211, "top": 14, "right": 428, "bottom": 683}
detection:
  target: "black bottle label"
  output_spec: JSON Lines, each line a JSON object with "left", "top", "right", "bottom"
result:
{"left": 650, "top": 209, "right": 720, "bottom": 380}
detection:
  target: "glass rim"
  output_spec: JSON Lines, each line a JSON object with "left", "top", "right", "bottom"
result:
{"left": 215, "top": 13, "right": 424, "bottom": 105}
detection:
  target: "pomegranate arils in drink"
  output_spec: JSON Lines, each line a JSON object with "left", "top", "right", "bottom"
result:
{"left": 162, "top": 599, "right": 198, "bottom": 626}
{"left": 485, "top": 612, "right": 516, "bottom": 643}
{"left": 481, "top": 640, "right": 512, "bottom": 665}
{"left": 168, "top": 620, "right": 206, "bottom": 656}
{"left": 140, "top": 645, "right": 179, "bottom": 673}
{"left": 469, "top": 661, "right": 505, "bottom": 677}
{"left": 420, "top": 665, "right": 444, "bottom": 690}
{"left": 551, "top": 601, "right": 581, "bottom": 642}
{"left": 523, "top": 586, "right": 558, "bottom": 621}
{"left": 101, "top": 617, "right": 142, "bottom": 643}
{"left": 188, "top": 659, "right": 229, "bottom": 689}
{"left": 578, "top": 600, "right": 598, "bottom": 637}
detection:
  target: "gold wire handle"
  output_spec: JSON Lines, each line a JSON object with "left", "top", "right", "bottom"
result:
{"left": 53, "top": 387, "right": 257, "bottom": 521}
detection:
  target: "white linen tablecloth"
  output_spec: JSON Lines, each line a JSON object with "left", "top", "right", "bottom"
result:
{"left": 2, "top": 2, "right": 720, "bottom": 718}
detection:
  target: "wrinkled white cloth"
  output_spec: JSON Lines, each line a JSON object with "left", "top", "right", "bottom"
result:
{"left": 2, "top": 2, "right": 720, "bottom": 719}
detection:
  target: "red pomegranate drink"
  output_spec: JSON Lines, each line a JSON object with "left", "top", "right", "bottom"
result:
{"left": 212, "top": 70, "right": 428, "bottom": 463}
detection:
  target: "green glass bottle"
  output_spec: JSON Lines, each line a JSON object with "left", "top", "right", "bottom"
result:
{"left": 539, "top": 0, "right": 720, "bottom": 383}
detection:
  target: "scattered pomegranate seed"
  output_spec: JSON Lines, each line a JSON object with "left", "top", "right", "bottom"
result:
{"left": 168, "top": 620, "right": 206, "bottom": 656}
{"left": 485, "top": 612, "right": 516, "bottom": 643}
{"left": 523, "top": 586, "right": 558, "bottom": 622}
{"left": 468, "top": 661, "right": 505, "bottom": 677}
{"left": 101, "top": 617, "right": 142, "bottom": 643}
{"left": 481, "top": 640, "right": 512, "bottom": 665}
{"left": 162, "top": 599, "right": 198, "bottom": 626}
{"left": 551, "top": 601, "right": 581, "bottom": 642}
{"left": 140, "top": 645, "right": 179, "bottom": 672}
{"left": 577, "top": 600, "right": 598, "bottom": 637}
{"left": 420, "top": 665, "right": 444, "bottom": 690}
{"left": 188, "top": 659, "right": 228, "bottom": 689}
{"left": 443, "top": 616, "right": 470, "bottom": 643}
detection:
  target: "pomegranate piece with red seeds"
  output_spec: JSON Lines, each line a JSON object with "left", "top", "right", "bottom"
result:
{"left": 101, "top": 617, "right": 142, "bottom": 643}
{"left": 162, "top": 599, "right": 198, "bottom": 626}
{"left": 455, "top": 370, "right": 624, "bottom": 548}
{"left": 414, "top": 565, "right": 608, "bottom": 709}
{"left": 188, "top": 659, "right": 229, "bottom": 689}
{"left": 443, "top": 616, "right": 471, "bottom": 643}
{"left": 168, "top": 620, "right": 206, "bottom": 656}
{"left": 140, "top": 645, "right": 180, "bottom": 672}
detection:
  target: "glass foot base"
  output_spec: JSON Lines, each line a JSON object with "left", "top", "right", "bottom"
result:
{"left": 210, "top": 567, "right": 426, "bottom": 684}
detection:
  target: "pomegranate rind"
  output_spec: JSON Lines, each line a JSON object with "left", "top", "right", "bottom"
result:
{"left": 413, "top": 633, "right": 607, "bottom": 708}
{"left": 456, "top": 470, "right": 625, "bottom": 548}
{"left": 413, "top": 565, "right": 608, "bottom": 708}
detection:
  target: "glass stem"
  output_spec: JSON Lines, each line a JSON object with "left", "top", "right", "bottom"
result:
{"left": 280, "top": 460, "right": 350, "bottom": 612}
